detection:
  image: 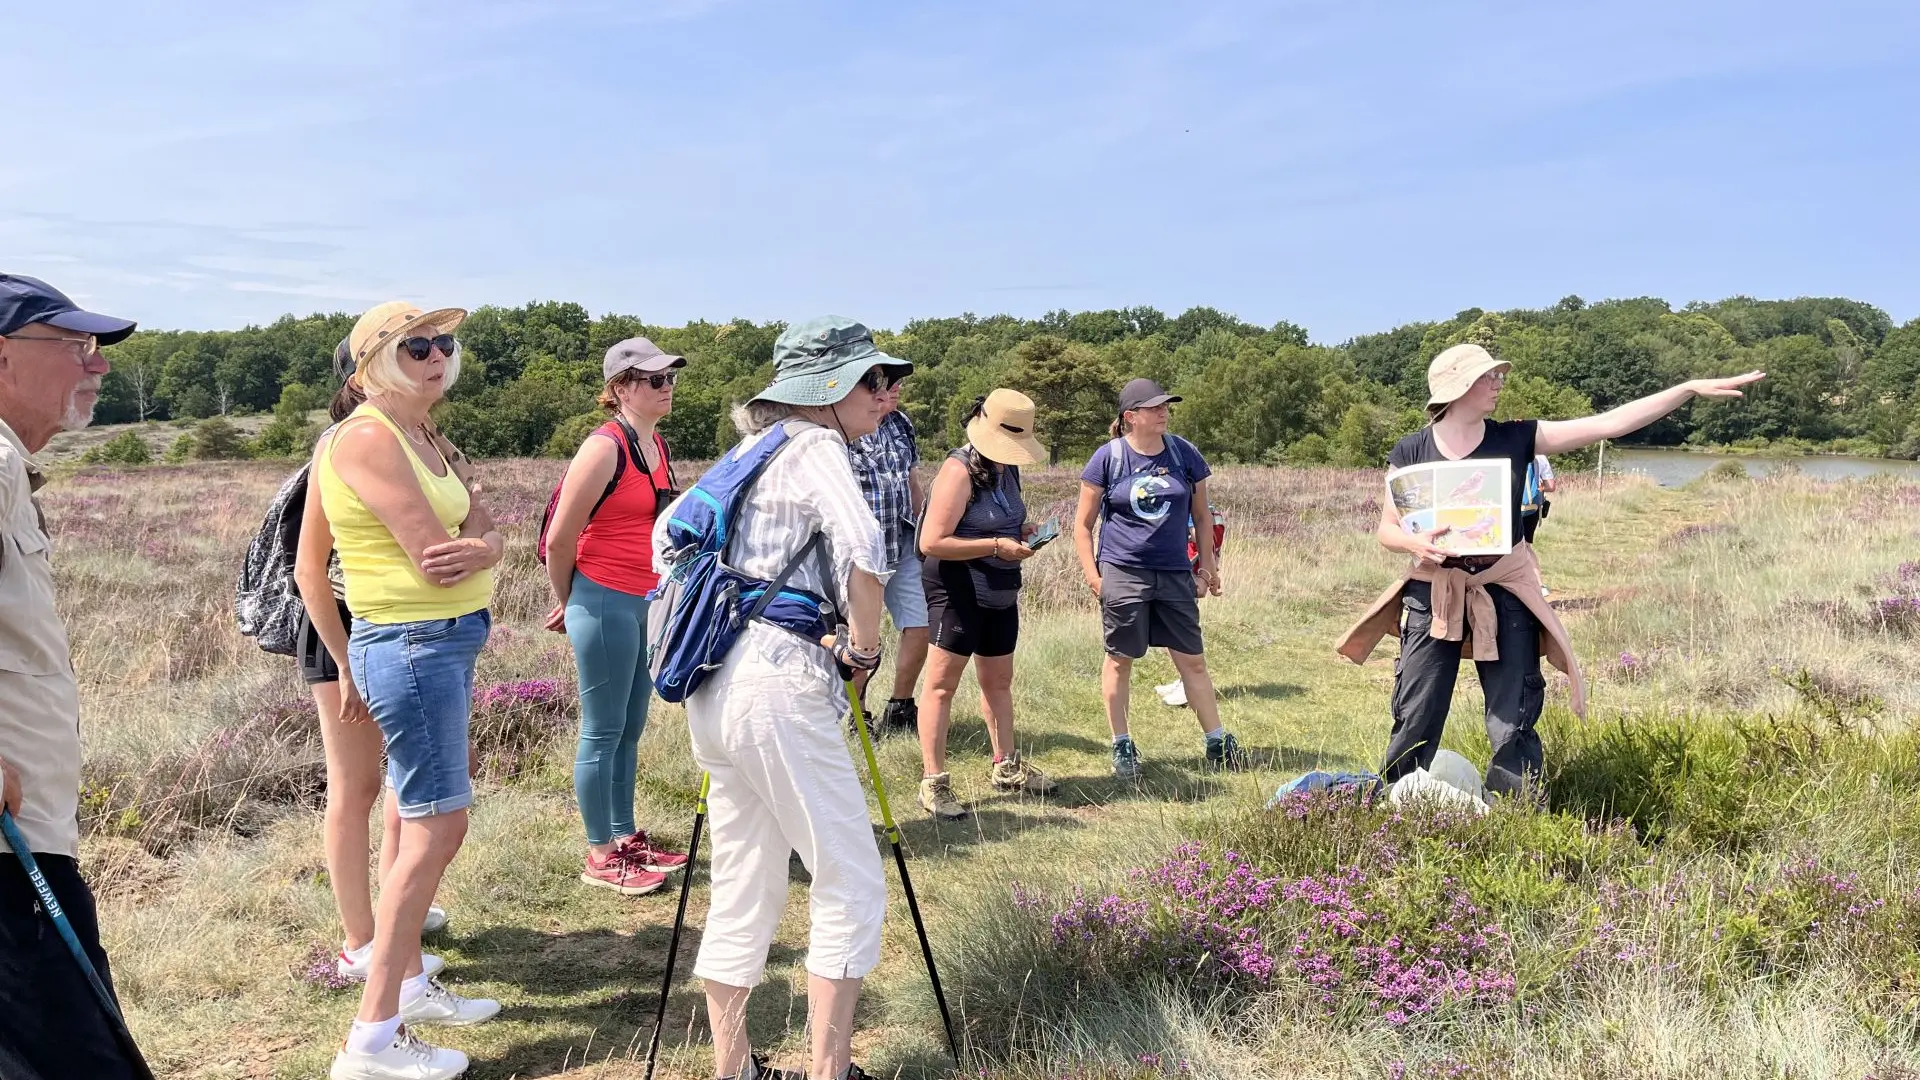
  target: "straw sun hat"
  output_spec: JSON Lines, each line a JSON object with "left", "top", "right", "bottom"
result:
{"left": 966, "top": 389, "right": 1045, "bottom": 466}
{"left": 349, "top": 300, "right": 469, "bottom": 367}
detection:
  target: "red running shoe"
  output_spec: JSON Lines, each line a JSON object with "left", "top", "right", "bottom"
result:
{"left": 580, "top": 848, "right": 667, "bottom": 896}
{"left": 619, "top": 831, "right": 689, "bottom": 874}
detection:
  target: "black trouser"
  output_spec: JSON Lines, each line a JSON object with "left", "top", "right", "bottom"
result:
{"left": 1382, "top": 579, "right": 1546, "bottom": 797}
{"left": 0, "top": 853, "right": 145, "bottom": 1080}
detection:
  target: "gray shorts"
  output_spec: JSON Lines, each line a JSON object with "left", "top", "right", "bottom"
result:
{"left": 1098, "top": 563, "right": 1204, "bottom": 659}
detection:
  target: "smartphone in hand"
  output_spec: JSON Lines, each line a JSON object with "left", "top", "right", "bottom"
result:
{"left": 1026, "top": 517, "right": 1062, "bottom": 552}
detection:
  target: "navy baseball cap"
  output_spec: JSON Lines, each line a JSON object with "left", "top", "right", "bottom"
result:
{"left": 0, "top": 274, "right": 137, "bottom": 345}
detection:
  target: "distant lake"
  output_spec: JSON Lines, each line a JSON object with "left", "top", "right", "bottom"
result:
{"left": 1607, "top": 446, "right": 1920, "bottom": 487}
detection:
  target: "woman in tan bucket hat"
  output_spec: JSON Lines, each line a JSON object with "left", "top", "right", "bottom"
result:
{"left": 914, "top": 389, "right": 1057, "bottom": 819}
{"left": 1337, "top": 342, "right": 1763, "bottom": 799}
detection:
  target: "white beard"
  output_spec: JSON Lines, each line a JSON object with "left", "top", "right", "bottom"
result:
{"left": 62, "top": 380, "right": 102, "bottom": 431}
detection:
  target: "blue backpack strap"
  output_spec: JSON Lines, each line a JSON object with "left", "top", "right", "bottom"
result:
{"left": 745, "top": 532, "right": 823, "bottom": 622}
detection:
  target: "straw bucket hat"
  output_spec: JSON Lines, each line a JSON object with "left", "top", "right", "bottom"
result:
{"left": 966, "top": 389, "right": 1045, "bottom": 466}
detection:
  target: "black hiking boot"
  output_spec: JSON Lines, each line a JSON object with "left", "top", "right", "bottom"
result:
{"left": 879, "top": 697, "right": 919, "bottom": 736}
{"left": 1205, "top": 730, "right": 1247, "bottom": 772}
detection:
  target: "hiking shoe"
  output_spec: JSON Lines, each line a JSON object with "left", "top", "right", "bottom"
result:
{"left": 879, "top": 698, "right": 919, "bottom": 736}
{"left": 421, "top": 905, "right": 450, "bottom": 935}
{"left": 618, "top": 831, "right": 689, "bottom": 874}
{"left": 1112, "top": 736, "right": 1143, "bottom": 781}
{"left": 330, "top": 1025, "right": 467, "bottom": 1080}
{"left": 989, "top": 751, "right": 1057, "bottom": 794}
{"left": 337, "top": 945, "right": 445, "bottom": 983}
{"left": 400, "top": 978, "right": 500, "bottom": 1026}
{"left": 919, "top": 773, "right": 970, "bottom": 820}
{"left": 581, "top": 849, "right": 668, "bottom": 896}
{"left": 1205, "top": 731, "right": 1246, "bottom": 772}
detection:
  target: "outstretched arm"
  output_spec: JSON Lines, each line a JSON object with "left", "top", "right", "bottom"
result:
{"left": 1536, "top": 371, "right": 1765, "bottom": 456}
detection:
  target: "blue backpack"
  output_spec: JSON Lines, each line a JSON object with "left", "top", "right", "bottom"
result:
{"left": 647, "top": 420, "right": 837, "bottom": 704}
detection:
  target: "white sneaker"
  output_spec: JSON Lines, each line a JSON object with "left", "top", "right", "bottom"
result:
{"left": 400, "top": 978, "right": 500, "bottom": 1026}
{"left": 337, "top": 947, "right": 446, "bottom": 983}
{"left": 330, "top": 1025, "right": 468, "bottom": 1080}
{"left": 1155, "top": 679, "right": 1188, "bottom": 707}
{"left": 422, "top": 905, "right": 450, "bottom": 934}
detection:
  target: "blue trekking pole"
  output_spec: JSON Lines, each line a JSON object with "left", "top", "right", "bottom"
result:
{"left": 1, "top": 810, "right": 157, "bottom": 1080}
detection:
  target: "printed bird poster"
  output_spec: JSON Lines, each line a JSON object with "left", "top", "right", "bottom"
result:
{"left": 1385, "top": 457, "right": 1513, "bottom": 556}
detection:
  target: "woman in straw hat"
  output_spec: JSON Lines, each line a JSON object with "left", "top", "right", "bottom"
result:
{"left": 914, "top": 389, "right": 1057, "bottom": 820}
{"left": 653, "top": 316, "right": 906, "bottom": 1080}
{"left": 291, "top": 339, "right": 455, "bottom": 1009}
{"left": 1338, "top": 342, "right": 1763, "bottom": 798}
{"left": 318, "top": 302, "right": 504, "bottom": 1080}
{"left": 1073, "top": 378, "right": 1240, "bottom": 781}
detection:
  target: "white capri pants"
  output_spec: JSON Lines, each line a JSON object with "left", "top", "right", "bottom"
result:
{"left": 688, "top": 623, "right": 888, "bottom": 986}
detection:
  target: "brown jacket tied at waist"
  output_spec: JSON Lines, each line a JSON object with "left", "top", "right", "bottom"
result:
{"left": 1335, "top": 541, "right": 1586, "bottom": 718}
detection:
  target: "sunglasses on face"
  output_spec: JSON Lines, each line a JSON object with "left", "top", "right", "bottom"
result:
{"left": 858, "top": 368, "right": 903, "bottom": 395}
{"left": 398, "top": 334, "right": 457, "bottom": 361}
{"left": 624, "top": 370, "right": 677, "bottom": 390}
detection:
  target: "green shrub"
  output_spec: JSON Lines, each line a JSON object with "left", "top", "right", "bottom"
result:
{"left": 81, "top": 431, "right": 152, "bottom": 466}
{"left": 540, "top": 411, "right": 603, "bottom": 459}
{"left": 1706, "top": 458, "right": 1749, "bottom": 482}
{"left": 163, "top": 431, "right": 194, "bottom": 463}
{"left": 188, "top": 416, "right": 251, "bottom": 460}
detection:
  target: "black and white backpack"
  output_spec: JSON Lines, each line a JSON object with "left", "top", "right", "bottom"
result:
{"left": 234, "top": 464, "right": 316, "bottom": 656}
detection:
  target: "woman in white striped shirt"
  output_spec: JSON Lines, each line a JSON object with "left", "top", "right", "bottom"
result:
{"left": 653, "top": 316, "right": 909, "bottom": 1080}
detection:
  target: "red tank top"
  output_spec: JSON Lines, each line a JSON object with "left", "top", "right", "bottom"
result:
{"left": 574, "top": 421, "right": 668, "bottom": 596}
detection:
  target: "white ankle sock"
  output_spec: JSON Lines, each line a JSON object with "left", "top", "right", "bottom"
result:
{"left": 346, "top": 1015, "right": 403, "bottom": 1055}
{"left": 341, "top": 940, "right": 373, "bottom": 962}
{"left": 399, "top": 972, "right": 432, "bottom": 1006}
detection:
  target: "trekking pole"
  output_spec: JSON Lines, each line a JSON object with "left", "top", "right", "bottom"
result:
{"left": 845, "top": 677, "right": 962, "bottom": 1065}
{"left": 1, "top": 810, "right": 158, "bottom": 1080}
{"left": 643, "top": 772, "right": 710, "bottom": 1080}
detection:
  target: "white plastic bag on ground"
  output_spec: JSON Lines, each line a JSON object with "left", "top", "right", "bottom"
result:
{"left": 1388, "top": 749, "right": 1489, "bottom": 815}
{"left": 1155, "top": 679, "right": 1187, "bottom": 707}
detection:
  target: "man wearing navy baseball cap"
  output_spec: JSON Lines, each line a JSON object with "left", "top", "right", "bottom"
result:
{"left": 0, "top": 274, "right": 154, "bottom": 1079}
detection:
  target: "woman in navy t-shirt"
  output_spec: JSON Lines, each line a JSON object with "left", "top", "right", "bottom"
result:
{"left": 1072, "top": 378, "right": 1242, "bottom": 780}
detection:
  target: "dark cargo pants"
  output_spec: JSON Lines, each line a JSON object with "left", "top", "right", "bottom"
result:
{"left": 0, "top": 853, "right": 144, "bottom": 1080}
{"left": 1381, "top": 579, "right": 1546, "bottom": 797}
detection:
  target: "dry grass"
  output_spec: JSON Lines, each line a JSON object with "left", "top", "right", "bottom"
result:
{"left": 33, "top": 458, "right": 1920, "bottom": 1078}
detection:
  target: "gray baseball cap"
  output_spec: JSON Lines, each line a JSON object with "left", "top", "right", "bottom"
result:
{"left": 604, "top": 336, "right": 686, "bottom": 381}
{"left": 750, "top": 316, "right": 912, "bottom": 407}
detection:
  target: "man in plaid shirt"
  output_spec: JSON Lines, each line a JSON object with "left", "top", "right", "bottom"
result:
{"left": 846, "top": 381, "right": 928, "bottom": 735}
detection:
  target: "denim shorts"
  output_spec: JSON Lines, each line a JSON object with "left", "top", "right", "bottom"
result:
{"left": 883, "top": 552, "right": 929, "bottom": 631}
{"left": 348, "top": 609, "right": 491, "bottom": 819}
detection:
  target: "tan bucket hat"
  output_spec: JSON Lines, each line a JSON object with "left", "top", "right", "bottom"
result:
{"left": 1426, "top": 343, "right": 1510, "bottom": 414}
{"left": 350, "top": 300, "right": 469, "bottom": 366}
{"left": 966, "top": 388, "right": 1045, "bottom": 466}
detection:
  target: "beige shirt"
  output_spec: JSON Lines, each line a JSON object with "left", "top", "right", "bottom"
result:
{"left": 0, "top": 417, "right": 82, "bottom": 858}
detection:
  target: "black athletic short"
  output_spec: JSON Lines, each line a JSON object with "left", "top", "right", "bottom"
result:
{"left": 923, "top": 557, "right": 1020, "bottom": 658}
{"left": 296, "top": 601, "right": 352, "bottom": 685}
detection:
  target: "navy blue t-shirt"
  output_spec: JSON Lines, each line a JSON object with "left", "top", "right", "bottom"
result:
{"left": 1081, "top": 435, "right": 1212, "bottom": 571}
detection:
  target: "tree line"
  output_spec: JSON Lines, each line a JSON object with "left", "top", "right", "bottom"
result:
{"left": 93, "top": 295, "right": 1920, "bottom": 466}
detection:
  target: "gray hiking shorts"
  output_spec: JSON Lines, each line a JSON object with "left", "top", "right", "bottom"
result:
{"left": 1098, "top": 563, "right": 1204, "bottom": 659}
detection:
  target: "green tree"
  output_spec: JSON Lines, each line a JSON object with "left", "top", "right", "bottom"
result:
{"left": 1005, "top": 336, "right": 1117, "bottom": 464}
{"left": 189, "top": 416, "right": 251, "bottom": 460}
{"left": 81, "top": 430, "right": 152, "bottom": 466}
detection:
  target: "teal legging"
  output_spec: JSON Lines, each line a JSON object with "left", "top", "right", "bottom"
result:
{"left": 564, "top": 571, "right": 653, "bottom": 846}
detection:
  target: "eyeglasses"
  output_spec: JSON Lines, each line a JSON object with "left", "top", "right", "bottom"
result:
{"left": 398, "top": 334, "right": 457, "bottom": 361}
{"left": 858, "top": 368, "right": 903, "bottom": 394}
{"left": 1480, "top": 370, "right": 1507, "bottom": 387}
{"left": 4, "top": 331, "right": 103, "bottom": 367}
{"left": 627, "top": 370, "right": 677, "bottom": 390}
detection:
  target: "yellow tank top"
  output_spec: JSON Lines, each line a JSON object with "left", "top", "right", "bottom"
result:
{"left": 316, "top": 404, "right": 493, "bottom": 624}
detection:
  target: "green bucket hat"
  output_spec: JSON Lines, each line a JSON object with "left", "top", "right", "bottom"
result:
{"left": 751, "top": 316, "right": 913, "bottom": 406}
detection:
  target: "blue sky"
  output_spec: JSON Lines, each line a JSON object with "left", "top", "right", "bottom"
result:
{"left": 4, "top": 0, "right": 1916, "bottom": 342}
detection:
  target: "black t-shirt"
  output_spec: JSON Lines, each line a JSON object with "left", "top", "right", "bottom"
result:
{"left": 1387, "top": 419, "right": 1540, "bottom": 534}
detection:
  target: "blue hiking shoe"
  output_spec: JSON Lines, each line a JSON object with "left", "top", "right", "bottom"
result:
{"left": 1205, "top": 731, "right": 1246, "bottom": 772}
{"left": 1112, "top": 736, "right": 1143, "bottom": 780}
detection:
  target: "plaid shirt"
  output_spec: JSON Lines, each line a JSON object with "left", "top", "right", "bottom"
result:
{"left": 848, "top": 409, "right": 919, "bottom": 570}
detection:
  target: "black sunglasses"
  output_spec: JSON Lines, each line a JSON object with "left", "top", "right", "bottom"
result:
{"left": 858, "top": 368, "right": 903, "bottom": 394}
{"left": 399, "top": 334, "right": 457, "bottom": 361}
{"left": 622, "top": 370, "right": 677, "bottom": 390}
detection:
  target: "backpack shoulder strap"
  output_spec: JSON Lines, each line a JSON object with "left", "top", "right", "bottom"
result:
{"left": 1102, "top": 437, "right": 1126, "bottom": 490}
{"left": 589, "top": 426, "right": 628, "bottom": 517}
{"left": 653, "top": 431, "right": 676, "bottom": 489}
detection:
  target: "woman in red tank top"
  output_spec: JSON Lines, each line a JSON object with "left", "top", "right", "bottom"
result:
{"left": 542, "top": 337, "right": 691, "bottom": 896}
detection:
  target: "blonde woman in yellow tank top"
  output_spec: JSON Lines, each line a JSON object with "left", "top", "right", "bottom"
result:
{"left": 318, "top": 302, "right": 504, "bottom": 1080}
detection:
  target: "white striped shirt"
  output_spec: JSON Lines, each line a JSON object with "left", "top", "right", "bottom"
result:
{"left": 652, "top": 423, "right": 890, "bottom": 614}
